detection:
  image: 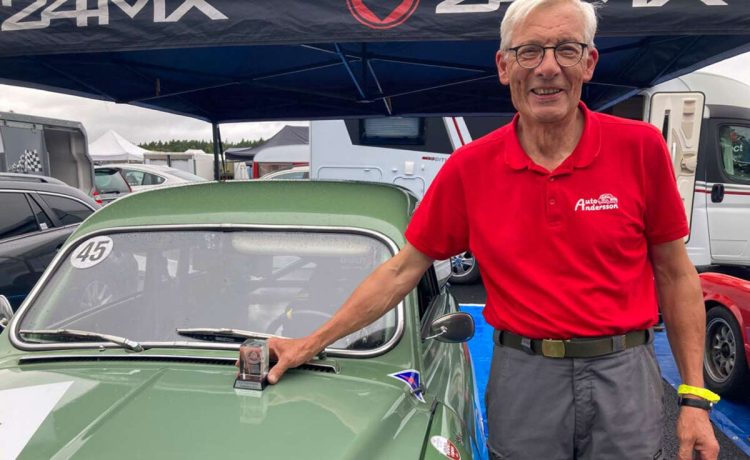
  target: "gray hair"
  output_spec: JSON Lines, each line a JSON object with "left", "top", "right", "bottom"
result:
{"left": 499, "top": 0, "right": 599, "bottom": 51}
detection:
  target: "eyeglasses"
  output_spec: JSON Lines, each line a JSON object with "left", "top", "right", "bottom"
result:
{"left": 507, "top": 42, "right": 588, "bottom": 69}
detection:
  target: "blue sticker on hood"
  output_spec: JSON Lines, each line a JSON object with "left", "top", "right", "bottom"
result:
{"left": 389, "top": 369, "right": 425, "bottom": 403}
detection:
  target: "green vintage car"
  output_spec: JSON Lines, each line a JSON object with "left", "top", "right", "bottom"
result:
{"left": 0, "top": 181, "right": 486, "bottom": 460}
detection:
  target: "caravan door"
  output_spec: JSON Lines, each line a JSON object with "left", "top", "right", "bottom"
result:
{"left": 647, "top": 92, "right": 706, "bottom": 263}
{"left": 702, "top": 117, "right": 750, "bottom": 265}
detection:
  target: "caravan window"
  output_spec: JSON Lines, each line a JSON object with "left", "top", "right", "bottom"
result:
{"left": 719, "top": 125, "right": 750, "bottom": 181}
{"left": 360, "top": 118, "right": 424, "bottom": 145}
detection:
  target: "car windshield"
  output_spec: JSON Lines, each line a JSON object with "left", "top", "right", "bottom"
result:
{"left": 17, "top": 230, "right": 397, "bottom": 352}
{"left": 95, "top": 169, "right": 130, "bottom": 193}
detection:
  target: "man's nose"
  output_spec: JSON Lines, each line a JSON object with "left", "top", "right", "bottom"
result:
{"left": 535, "top": 48, "right": 560, "bottom": 76}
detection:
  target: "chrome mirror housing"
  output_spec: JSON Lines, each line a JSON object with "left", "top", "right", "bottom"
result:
{"left": 425, "top": 312, "right": 474, "bottom": 343}
{"left": 0, "top": 295, "right": 13, "bottom": 331}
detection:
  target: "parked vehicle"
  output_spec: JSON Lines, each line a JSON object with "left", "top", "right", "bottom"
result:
{"left": 310, "top": 72, "right": 750, "bottom": 281}
{"left": 0, "top": 173, "right": 98, "bottom": 311}
{"left": 1, "top": 180, "right": 485, "bottom": 459}
{"left": 310, "top": 116, "right": 505, "bottom": 284}
{"left": 93, "top": 166, "right": 132, "bottom": 204}
{"left": 143, "top": 150, "right": 216, "bottom": 180}
{"left": 0, "top": 111, "right": 95, "bottom": 194}
{"left": 97, "top": 163, "right": 207, "bottom": 192}
{"left": 260, "top": 165, "right": 309, "bottom": 180}
{"left": 700, "top": 271, "right": 750, "bottom": 397}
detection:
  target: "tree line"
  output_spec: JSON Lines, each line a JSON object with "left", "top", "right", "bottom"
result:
{"left": 138, "top": 138, "right": 264, "bottom": 154}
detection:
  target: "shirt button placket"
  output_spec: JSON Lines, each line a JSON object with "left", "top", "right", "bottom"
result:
{"left": 547, "top": 175, "right": 562, "bottom": 225}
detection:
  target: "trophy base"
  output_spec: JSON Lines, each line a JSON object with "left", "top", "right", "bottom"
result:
{"left": 234, "top": 376, "right": 267, "bottom": 391}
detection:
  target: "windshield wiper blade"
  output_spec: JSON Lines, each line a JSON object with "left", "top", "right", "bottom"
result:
{"left": 175, "top": 328, "right": 275, "bottom": 343}
{"left": 20, "top": 329, "right": 144, "bottom": 352}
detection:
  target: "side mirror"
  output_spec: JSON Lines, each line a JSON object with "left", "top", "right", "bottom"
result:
{"left": 425, "top": 312, "right": 474, "bottom": 343}
{"left": 0, "top": 295, "right": 13, "bottom": 331}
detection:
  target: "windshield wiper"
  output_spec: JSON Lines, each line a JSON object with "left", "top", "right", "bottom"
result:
{"left": 20, "top": 329, "right": 144, "bottom": 352}
{"left": 175, "top": 328, "right": 274, "bottom": 343}
{"left": 175, "top": 328, "right": 328, "bottom": 359}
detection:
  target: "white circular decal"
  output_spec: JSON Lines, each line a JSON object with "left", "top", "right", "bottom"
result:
{"left": 430, "top": 435, "right": 461, "bottom": 460}
{"left": 70, "top": 236, "right": 114, "bottom": 269}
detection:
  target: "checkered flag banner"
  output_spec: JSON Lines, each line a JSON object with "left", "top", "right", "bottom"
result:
{"left": 9, "top": 149, "right": 44, "bottom": 174}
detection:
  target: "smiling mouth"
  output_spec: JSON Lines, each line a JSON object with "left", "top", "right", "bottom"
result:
{"left": 532, "top": 88, "right": 562, "bottom": 96}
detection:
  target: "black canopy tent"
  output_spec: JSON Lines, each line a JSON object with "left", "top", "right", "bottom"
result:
{"left": 1, "top": 1, "right": 749, "bottom": 177}
{"left": 225, "top": 126, "right": 309, "bottom": 162}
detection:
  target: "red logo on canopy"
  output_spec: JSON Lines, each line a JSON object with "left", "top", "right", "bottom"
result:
{"left": 347, "top": 0, "right": 420, "bottom": 30}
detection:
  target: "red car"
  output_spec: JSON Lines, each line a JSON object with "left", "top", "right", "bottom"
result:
{"left": 700, "top": 272, "right": 750, "bottom": 396}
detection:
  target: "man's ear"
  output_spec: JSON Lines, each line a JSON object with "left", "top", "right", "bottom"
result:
{"left": 582, "top": 47, "right": 599, "bottom": 83}
{"left": 496, "top": 50, "right": 510, "bottom": 86}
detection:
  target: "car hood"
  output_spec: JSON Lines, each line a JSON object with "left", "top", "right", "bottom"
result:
{"left": 0, "top": 359, "right": 431, "bottom": 459}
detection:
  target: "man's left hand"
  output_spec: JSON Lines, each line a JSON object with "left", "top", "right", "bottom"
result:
{"left": 676, "top": 406, "right": 720, "bottom": 460}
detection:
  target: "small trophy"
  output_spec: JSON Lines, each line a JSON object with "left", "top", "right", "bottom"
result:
{"left": 234, "top": 339, "right": 268, "bottom": 391}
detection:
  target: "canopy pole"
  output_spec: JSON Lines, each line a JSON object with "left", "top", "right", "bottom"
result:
{"left": 212, "top": 123, "right": 221, "bottom": 180}
{"left": 335, "top": 43, "right": 367, "bottom": 101}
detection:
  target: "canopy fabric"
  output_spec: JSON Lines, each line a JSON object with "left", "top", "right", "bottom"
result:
{"left": 0, "top": 2, "right": 749, "bottom": 122}
{"left": 89, "top": 130, "right": 146, "bottom": 162}
{"left": 225, "top": 126, "right": 309, "bottom": 161}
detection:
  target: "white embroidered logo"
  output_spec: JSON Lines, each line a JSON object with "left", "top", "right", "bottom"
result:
{"left": 574, "top": 193, "right": 619, "bottom": 212}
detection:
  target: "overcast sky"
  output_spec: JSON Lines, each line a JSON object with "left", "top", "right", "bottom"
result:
{"left": 0, "top": 52, "right": 748, "bottom": 146}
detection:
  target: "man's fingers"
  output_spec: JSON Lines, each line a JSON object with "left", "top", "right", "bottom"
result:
{"left": 676, "top": 443, "right": 693, "bottom": 460}
{"left": 267, "top": 359, "right": 289, "bottom": 385}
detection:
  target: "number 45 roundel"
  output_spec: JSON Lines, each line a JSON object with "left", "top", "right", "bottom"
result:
{"left": 70, "top": 236, "right": 114, "bottom": 269}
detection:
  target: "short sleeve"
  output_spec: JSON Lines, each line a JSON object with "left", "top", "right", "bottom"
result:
{"left": 643, "top": 130, "right": 690, "bottom": 245}
{"left": 405, "top": 152, "right": 470, "bottom": 260}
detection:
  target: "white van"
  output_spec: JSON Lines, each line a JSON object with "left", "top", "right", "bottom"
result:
{"left": 310, "top": 72, "right": 750, "bottom": 274}
{"left": 0, "top": 111, "right": 94, "bottom": 194}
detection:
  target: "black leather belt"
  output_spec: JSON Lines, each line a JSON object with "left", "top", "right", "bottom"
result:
{"left": 492, "top": 329, "right": 653, "bottom": 359}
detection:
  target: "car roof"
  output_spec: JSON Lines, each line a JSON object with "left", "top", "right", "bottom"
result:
{"left": 71, "top": 181, "right": 417, "bottom": 245}
{"left": 0, "top": 172, "right": 66, "bottom": 185}
{"left": 0, "top": 175, "right": 97, "bottom": 206}
{"left": 96, "top": 163, "right": 173, "bottom": 172}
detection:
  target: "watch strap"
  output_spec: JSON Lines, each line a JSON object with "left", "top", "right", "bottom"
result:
{"left": 678, "top": 396, "right": 714, "bottom": 411}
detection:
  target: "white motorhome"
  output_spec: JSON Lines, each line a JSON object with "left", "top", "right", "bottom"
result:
{"left": 0, "top": 111, "right": 94, "bottom": 193}
{"left": 310, "top": 72, "right": 750, "bottom": 273}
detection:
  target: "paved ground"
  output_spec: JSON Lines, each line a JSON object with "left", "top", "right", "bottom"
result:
{"left": 449, "top": 281, "right": 749, "bottom": 459}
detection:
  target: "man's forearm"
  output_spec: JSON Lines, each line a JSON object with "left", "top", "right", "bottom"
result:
{"left": 656, "top": 266, "right": 706, "bottom": 387}
{"left": 308, "top": 244, "right": 434, "bottom": 353}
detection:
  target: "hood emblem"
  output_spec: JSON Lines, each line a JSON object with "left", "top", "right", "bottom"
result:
{"left": 430, "top": 435, "right": 461, "bottom": 460}
{"left": 388, "top": 369, "right": 425, "bottom": 403}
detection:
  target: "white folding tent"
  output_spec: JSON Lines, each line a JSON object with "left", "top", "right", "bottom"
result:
{"left": 89, "top": 130, "right": 146, "bottom": 163}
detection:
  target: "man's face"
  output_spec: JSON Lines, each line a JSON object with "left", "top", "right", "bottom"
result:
{"left": 496, "top": 2, "right": 598, "bottom": 126}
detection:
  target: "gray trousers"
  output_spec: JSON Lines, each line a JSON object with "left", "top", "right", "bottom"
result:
{"left": 486, "top": 342, "right": 664, "bottom": 460}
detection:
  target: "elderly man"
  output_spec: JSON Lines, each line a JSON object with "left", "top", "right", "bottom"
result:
{"left": 268, "top": 0, "right": 720, "bottom": 458}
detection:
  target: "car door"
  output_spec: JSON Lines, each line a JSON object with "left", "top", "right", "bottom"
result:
{"left": 0, "top": 191, "right": 59, "bottom": 310}
{"left": 121, "top": 168, "right": 166, "bottom": 191}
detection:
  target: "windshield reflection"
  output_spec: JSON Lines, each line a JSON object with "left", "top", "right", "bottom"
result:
{"left": 18, "top": 230, "right": 396, "bottom": 351}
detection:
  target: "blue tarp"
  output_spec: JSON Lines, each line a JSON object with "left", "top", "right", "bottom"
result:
{"left": 0, "top": 1, "right": 749, "bottom": 122}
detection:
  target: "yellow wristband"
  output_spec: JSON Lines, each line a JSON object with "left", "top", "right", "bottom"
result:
{"left": 677, "top": 384, "right": 721, "bottom": 404}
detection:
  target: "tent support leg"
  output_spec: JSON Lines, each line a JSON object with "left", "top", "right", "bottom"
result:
{"left": 213, "top": 123, "right": 221, "bottom": 180}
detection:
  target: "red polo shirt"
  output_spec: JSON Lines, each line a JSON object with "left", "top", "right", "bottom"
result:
{"left": 405, "top": 103, "right": 688, "bottom": 339}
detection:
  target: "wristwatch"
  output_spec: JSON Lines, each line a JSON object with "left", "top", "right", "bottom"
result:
{"left": 678, "top": 396, "right": 714, "bottom": 411}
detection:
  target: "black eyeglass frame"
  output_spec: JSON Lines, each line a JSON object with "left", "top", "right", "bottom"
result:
{"left": 506, "top": 42, "right": 589, "bottom": 69}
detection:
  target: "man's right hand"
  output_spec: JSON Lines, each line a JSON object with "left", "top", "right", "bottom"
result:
{"left": 267, "top": 336, "right": 322, "bottom": 384}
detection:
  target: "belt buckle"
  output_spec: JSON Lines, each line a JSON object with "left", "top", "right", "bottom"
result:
{"left": 541, "top": 339, "right": 566, "bottom": 358}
